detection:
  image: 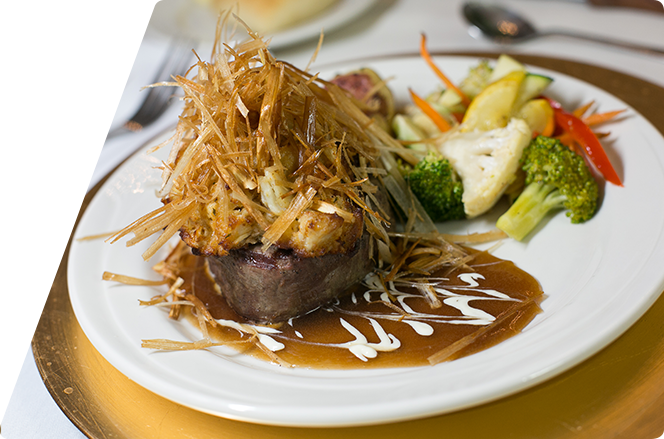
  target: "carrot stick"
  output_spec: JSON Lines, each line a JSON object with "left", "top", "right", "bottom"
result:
{"left": 419, "top": 33, "right": 471, "bottom": 107}
{"left": 409, "top": 88, "right": 452, "bottom": 132}
{"left": 583, "top": 109, "right": 625, "bottom": 126}
{"left": 573, "top": 101, "right": 594, "bottom": 118}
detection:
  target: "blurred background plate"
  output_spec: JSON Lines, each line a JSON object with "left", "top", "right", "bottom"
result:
{"left": 148, "top": 0, "right": 379, "bottom": 49}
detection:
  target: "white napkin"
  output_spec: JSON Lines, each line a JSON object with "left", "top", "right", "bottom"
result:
{"left": 0, "top": 37, "right": 193, "bottom": 335}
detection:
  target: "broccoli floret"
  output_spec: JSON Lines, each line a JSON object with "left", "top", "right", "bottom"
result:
{"left": 406, "top": 153, "right": 465, "bottom": 222}
{"left": 496, "top": 136, "right": 599, "bottom": 241}
{"left": 459, "top": 60, "right": 493, "bottom": 100}
{"left": 396, "top": 157, "right": 414, "bottom": 178}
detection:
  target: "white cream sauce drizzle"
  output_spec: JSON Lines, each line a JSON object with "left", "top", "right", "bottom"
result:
{"left": 256, "top": 334, "right": 285, "bottom": 351}
{"left": 214, "top": 318, "right": 286, "bottom": 352}
{"left": 403, "top": 320, "right": 434, "bottom": 336}
{"left": 287, "top": 318, "right": 304, "bottom": 339}
{"left": 318, "top": 270, "right": 521, "bottom": 361}
{"left": 333, "top": 318, "right": 401, "bottom": 362}
{"left": 216, "top": 268, "right": 525, "bottom": 361}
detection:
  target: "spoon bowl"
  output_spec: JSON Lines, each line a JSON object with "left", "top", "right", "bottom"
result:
{"left": 462, "top": 2, "right": 664, "bottom": 56}
{"left": 463, "top": 2, "right": 538, "bottom": 42}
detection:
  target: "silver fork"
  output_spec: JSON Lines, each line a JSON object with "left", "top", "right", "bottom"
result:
{"left": 107, "top": 38, "right": 197, "bottom": 138}
{"left": 0, "top": 60, "right": 108, "bottom": 175}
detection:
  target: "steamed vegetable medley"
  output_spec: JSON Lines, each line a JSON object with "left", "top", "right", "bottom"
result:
{"left": 387, "top": 45, "right": 623, "bottom": 241}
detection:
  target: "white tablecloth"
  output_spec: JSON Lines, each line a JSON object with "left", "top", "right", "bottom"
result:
{"left": 2, "top": 0, "right": 664, "bottom": 438}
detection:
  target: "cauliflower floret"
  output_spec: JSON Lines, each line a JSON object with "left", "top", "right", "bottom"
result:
{"left": 436, "top": 118, "right": 531, "bottom": 218}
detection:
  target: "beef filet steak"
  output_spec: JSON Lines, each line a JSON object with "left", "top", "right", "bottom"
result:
{"left": 206, "top": 234, "right": 373, "bottom": 323}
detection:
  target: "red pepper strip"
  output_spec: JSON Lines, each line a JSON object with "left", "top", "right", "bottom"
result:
{"left": 451, "top": 112, "right": 465, "bottom": 124}
{"left": 546, "top": 97, "right": 623, "bottom": 186}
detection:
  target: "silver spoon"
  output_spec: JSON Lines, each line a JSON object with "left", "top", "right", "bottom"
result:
{"left": 462, "top": 2, "right": 664, "bottom": 56}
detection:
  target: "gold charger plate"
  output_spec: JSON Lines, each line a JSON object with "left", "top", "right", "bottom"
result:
{"left": 33, "top": 54, "right": 664, "bottom": 438}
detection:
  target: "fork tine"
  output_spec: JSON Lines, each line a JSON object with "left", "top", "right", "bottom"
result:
{"left": 154, "top": 37, "right": 196, "bottom": 84}
{"left": 109, "top": 38, "right": 197, "bottom": 137}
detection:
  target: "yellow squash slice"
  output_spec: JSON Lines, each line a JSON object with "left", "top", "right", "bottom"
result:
{"left": 461, "top": 70, "right": 525, "bottom": 132}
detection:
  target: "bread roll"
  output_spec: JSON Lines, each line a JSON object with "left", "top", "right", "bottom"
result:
{"left": 198, "top": 0, "right": 339, "bottom": 34}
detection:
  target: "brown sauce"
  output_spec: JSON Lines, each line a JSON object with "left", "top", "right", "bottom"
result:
{"left": 170, "top": 248, "right": 544, "bottom": 369}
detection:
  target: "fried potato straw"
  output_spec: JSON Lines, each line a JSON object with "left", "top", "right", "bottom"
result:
{"left": 107, "top": 14, "right": 412, "bottom": 261}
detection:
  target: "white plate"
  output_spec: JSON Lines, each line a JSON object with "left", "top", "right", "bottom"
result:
{"left": 68, "top": 56, "right": 664, "bottom": 427}
{"left": 148, "top": 0, "right": 379, "bottom": 49}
